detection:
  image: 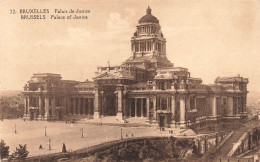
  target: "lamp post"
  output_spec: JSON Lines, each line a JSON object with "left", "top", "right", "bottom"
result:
{"left": 48, "top": 138, "right": 51, "bottom": 150}
{"left": 121, "top": 128, "right": 123, "bottom": 140}
{"left": 45, "top": 126, "right": 47, "bottom": 136}
{"left": 81, "top": 128, "right": 83, "bottom": 138}
{"left": 15, "top": 124, "right": 17, "bottom": 134}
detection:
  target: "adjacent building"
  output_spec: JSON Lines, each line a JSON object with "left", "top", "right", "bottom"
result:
{"left": 22, "top": 7, "right": 249, "bottom": 128}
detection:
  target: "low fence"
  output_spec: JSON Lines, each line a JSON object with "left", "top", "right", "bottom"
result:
{"left": 227, "top": 127, "right": 260, "bottom": 157}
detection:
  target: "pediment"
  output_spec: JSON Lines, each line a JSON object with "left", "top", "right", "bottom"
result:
{"left": 94, "top": 72, "right": 118, "bottom": 80}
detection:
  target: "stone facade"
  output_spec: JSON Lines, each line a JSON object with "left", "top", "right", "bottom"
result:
{"left": 23, "top": 7, "right": 249, "bottom": 128}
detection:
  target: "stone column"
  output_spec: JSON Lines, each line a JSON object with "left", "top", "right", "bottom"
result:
{"left": 78, "top": 98, "right": 81, "bottom": 115}
{"left": 153, "top": 97, "right": 157, "bottom": 118}
{"left": 52, "top": 97, "right": 56, "bottom": 117}
{"left": 244, "top": 97, "right": 247, "bottom": 113}
{"left": 227, "top": 96, "right": 233, "bottom": 116}
{"left": 123, "top": 97, "right": 127, "bottom": 118}
{"left": 159, "top": 98, "right": 162, "bottom": 110}
{"left": 212, "top": 96, "right": 217, "bottom": 117}
{"left": 135, "top": 98, "right": 138, "bottom": 117}
{"left": 141, "top": 98, "right": 144, "bottom": 117}
{"left": 28, "top": 96, "right": 30, "bottom": 108}
{"left": 167, "top": 97, "right": 169, "bottom": 111}
{"left": 44, "top": 97, "right": 49, "bottom": 119}
{"left": 73, "top": 98, "right": 76, "bottom": 115}
{"left": 83, "top": 98, "right": 86, "bottom": 115}
{"left": 116, "top": 86, "right": 123, "bottom": 120}
{"left": 94, "top": 87, "right": 99, "bottom": 119}
{"left": 63, "top": 97, "right": 67, "bottom": 115}
{"left": 38, "top": 96, "right": 42, "bottom": 119}
{"left": 67, "top": 97, "right": 71, "bottom": 115}
{"left": 171, "top": 96, "right": 176, "bottom": 121}
{"left": 88, "top": 98, "right": 92, "bottom": 116}
{"left": 103, "top": 97, "right": 107, "bottom": 117}
{"left": 146, "top": 97, "right": 150, "bottom": 118}
{"left": 23, "top": 96, "right": 27, "bottom": 117}
{"left": 180, "top": 97, "right": 186, "bottom": 127}
{"left": 129, "top": 98, "right": 132, "bottom": 117}
{"left": 186, "top": 96, "right": 190, "bottom": 111}
{"left": 237, "top": 97, "right": 240, "bottom": 114}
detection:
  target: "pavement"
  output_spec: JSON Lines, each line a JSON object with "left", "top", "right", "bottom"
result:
{"left": 0, "top": 118, "right": 196, "bottom": 157}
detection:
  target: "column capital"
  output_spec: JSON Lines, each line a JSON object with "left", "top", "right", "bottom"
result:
{"left": 116, "top": 86, "right": 123, "bottom": 91}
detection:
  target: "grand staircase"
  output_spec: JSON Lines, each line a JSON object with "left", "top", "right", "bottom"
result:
{"left": 216, "top": 120, "right": 258, "bottom": 156}
{"left": 216, "top": 130, "right": 246, "bottom": 156}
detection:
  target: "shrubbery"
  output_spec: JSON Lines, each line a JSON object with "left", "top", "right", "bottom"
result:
{"left": 28, "top": 137, "right": 199, "bottom": 161}
{"left": 88, "top": 137, "right": 197, "bottom": 161}
{"left": 0, "top": 139, "right": 9, "bottom": 160}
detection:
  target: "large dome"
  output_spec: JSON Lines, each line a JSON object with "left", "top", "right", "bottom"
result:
{"left": 138, "top": 7, "right": 159, "bottom": 24}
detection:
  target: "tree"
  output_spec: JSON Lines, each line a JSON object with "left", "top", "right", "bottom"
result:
{"left": 0, "top": 139, "right": 9, "bottom": 159}
{"left": 62, "top": 143, "right": 67, "bottom": 153}
{"left": 12, "top": 144, "right": 29, "bottom": 160}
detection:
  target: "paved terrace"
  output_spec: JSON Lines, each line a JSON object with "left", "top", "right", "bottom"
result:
{"left": 0, "top": 119, "right": 196, "bottom": 157}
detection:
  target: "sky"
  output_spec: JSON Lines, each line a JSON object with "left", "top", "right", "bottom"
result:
{"left": 0, "top": 0, "right": 260, "bottom": 91}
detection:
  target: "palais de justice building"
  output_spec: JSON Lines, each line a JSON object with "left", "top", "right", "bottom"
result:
{"left": 23, "top": 7, "right": 249, "bottom": 128}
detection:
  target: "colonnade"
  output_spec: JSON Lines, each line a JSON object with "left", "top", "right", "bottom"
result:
{"left": 227, "top": 96, "right": 247, "bottom": 116}
{"left": 23, "top": 95, "right": 94, "bottom": 120}
{"left": 70, "top": 98, "right": 94, "bottom": 115}
{"left": 132, "top": 41, "right": 165, "bottom": 53}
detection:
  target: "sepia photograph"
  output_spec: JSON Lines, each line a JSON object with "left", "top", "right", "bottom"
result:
{"left": 0, "top": 0, "right": 260, "bottom": 161}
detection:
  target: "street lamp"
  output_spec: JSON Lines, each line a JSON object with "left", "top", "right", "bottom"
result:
{"left": 48, "top": 138, "right": 51, "bottom": 150}
{"left": 45, "top": 126, "right": 47, "bottom": 136}
{"left": 121, "top": 128, "right": 123, "bottom": 140}
{"left": 81, "top": 128, "right": 84, "bottom": 138}
{"left": 15, "top": 124, "right": 17, "bottom": 134}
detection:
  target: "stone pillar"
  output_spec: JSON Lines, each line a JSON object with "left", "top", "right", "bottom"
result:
{"left": 123, "top": 97, "right": 127, "bottom": 118}
{"left": 159, "top": 98, "right": 162, "bottom": 110}
{"left": 28, "top": 96, "right": 30, "bottom": 108}
{"left": 103, "top": 97, "right": 107, "bottom": 117}
{"left": 129, "top": 98, "right": 132, "bottom": 117}
{"left": 237, "top": 97, "right": 240, "bottom": 114}
{"left": 141, "top": 98, "right": 144, "bottom": 117}
{"left": 212, "top": 96, "right": 217, "bottom": 117}
{"left": 171, "top": 96, "right": 176, "bottom": 122}
{"left": 244, "top": 97, "right": 247, "bottom": 113}
{"left": 146, "top": 97, "right": 150, "bottom": 118}
{"left": 83, "top": 98, "right": 86, "bottom": 115}
{"left": 167, "top": 97, "right": 169, "bottom": 111}
{"left": 44, "top": 97, "right": 49, "bottom": 119}
{"left": 186, "top": 96, "right": 190, "bottom": 111}
{"left": 116, "top": 86, "right": 123, "bottom": 120}
{"left": 153, "top": 97, "right": 157, "bottom": 118}
{"left": 227, "top": 96, "right": 233, "bottom": 116}
{"left": 88, "top": 98, "right": 92, "bottom": 116}
{"left": 73, "top": 98, "right": 76, "bottom": 115}
{"left": 23, "top": 96, "right": 27, "bottom": 117}
{"left": 94, "top": 87, "right": 99, "bottom": 119}
{"left": 64, "top": 97, "right": 67, "bottom": 115}
{"left": 180, "top": 97, "right": 186, "bottom": 127}
{"left": 135, "top": 98, "right": 138, "bottom": 117}
{"left": 51, "top": 97, "right": 56, "bottom": 117}
{"left": 78, "top": 98, "right": 81, "bottom": 115}
{"left": 38, "top": 96, "right": 42, "bottom": 119}
{"left": 67, "top": 97, "right": 71, "bottom": 115}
